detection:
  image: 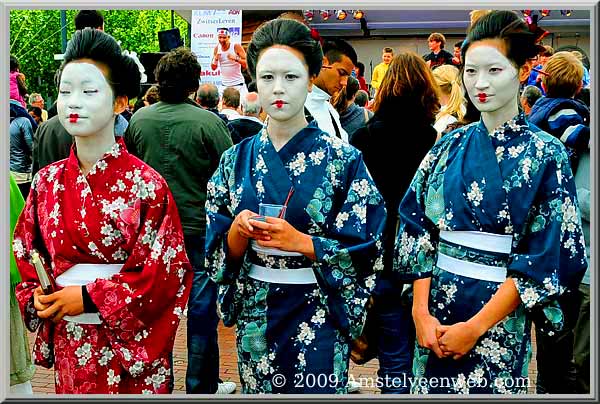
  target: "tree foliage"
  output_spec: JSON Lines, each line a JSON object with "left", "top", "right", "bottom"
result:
{"left": 9, "top": 9, "right": 188, "bottom": 104}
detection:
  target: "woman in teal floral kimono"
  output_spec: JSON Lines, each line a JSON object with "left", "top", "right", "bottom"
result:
{"left": 394, "top": 11, "right": 587, "bottom": 394}
{"left": 204, "top": 18, "right": 386, "bottom": 394}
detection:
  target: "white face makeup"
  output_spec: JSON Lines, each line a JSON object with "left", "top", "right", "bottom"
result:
{"left": 463, "top": 41, "right": 520, "bottom": 115}
{"left": 57, "top": 61, "right": 116, "bottom": 138}
{"left": 256, "top": 46, "right": 311, "bottom": 123}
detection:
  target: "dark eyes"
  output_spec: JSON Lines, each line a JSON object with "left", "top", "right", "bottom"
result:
{"left": 260, "top": 74, "right": 299, "bottom": 80}
{"left": 464, "top": 68, "right": 502, "bottom": 74}
{"left": 59, "top": 89, "right": 98, "bottom": 95}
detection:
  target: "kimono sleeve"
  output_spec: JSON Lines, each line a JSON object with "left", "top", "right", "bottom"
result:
{"left": 13, "top": 174, "right": 55, "bottom": 368}
{"left": 509, "top": 141, "right": 587, "bottom": 335}
{"left": 393, "top": 143, "right": 445, "bottom": 282}
{"left": 86, "top": 180, "right": 193, "bottom": 377}
{"left": 13, "top": 173, "right": 48, "bottom": 332}
{"left": 204, "top": 147, "right": 243, "bottom": 325}
{"left": 309, "top": 151, "right": 387, "bottom": 340}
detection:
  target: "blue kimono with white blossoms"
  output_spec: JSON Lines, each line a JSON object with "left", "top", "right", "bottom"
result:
{"left": 205, "top": 122, "right": 386, "bottom": 393}
{"left": 394, "top": 113, "right": 587, "bottom": 394}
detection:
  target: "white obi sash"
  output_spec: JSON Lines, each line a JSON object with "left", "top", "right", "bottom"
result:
{"left": 436, "top": 231, "right": 512, "bottom": 283}
{"left": 247, "top": 241, "right": 317, "bottom": 284}
{"left": 55, "top": 264, "right": 123, "bottom": 324}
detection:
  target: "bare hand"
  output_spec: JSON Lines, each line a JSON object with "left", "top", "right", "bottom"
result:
{"left": 33, "top": 286, "right": 51, "bottom": 311}
{"left": 227, "top": 53, "right": 238, "bottom": 62}
{"left": 37, "top": 285, "right": 85, "bottom": 323}
{"left": 252, "top": 217, "right": 312, "bottom": 256}
{"left": 437, "top": 321, "right": 483, "bottom": 360}
{"left": 232, "top": 210, "right": 271, "bottom": 241}
{"left": 414, "top": 312, "right": 446, "bottom": 358}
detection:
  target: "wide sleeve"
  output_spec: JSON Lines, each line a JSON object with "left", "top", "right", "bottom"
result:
{"left": 204, "top": 147, "right": 243, "bottom": 326}
{"left": 13, "top": 173, "right": 56, "bottom": 368}
{"left": 393, "top": 145, "right": 445, "bottom": 282}
{"left": 508, "top": 143, "right": 587, "bottom": 335}
{"left": 309, "top": 152, "right": 387, "bottom": 340}
{"left": 85, "top": 182, "right": 193, "bottom": 377}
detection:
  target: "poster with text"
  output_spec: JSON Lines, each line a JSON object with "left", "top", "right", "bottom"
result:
{"left": 190, "top": 9, "right": 243, "bottom": 87}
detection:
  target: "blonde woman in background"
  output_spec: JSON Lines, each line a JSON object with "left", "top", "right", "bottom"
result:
{"left": 432, "top": 64, "right": 466, "bottom": 138}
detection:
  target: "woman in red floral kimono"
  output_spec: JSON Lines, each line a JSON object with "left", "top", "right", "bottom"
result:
{"left": 13, "top": 28, "right": 192, "bottom": 394}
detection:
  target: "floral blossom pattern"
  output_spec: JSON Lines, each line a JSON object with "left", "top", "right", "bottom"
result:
{"left": 13, "top": 139, "right": 192, "bottom": 393}
{"left": 205, "top": 122, "right": 386, "bottom": 393}
{"left": 395, "top": 114, "right": 587, "bottom": 394}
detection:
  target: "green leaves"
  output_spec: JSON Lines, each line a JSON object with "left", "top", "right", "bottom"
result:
{"left": 10, "top": 9, "right": 189, "bottom": 103}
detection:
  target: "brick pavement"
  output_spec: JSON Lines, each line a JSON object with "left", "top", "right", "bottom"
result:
{"left": 28, "top": 318, "right": 538, "bottom": 395}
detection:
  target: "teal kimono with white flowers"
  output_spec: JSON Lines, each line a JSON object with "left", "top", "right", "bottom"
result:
{"left": 394, "top": 113, "right": 587, "bottom": 394}
{"left": 205, "top": 122, "right": 386, "bottom": 393}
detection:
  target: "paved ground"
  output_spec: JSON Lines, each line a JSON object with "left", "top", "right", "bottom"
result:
{"left": 28, "top": 318, "right": 538, "bottom": 395}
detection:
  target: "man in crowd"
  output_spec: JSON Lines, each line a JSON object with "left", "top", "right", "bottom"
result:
{"left": 452, "top": 41, "right": 463, "bottom": 66}
{"left": 305, "top": 38, "right": 357, "bottom": 143}
{"left": 423, "top": 32, "right": 456, "bottom": 69}
{"left": 228, "top": 91, "right": 264, "bottom": 143}
{"left": 527, "top": 44, "right": 554, "bottom": 94}
{"left": 124, "top": 47, "right": 235, "bottom": 395}
{"left": 520, "top": 85, "right": 543, "bottom": 116}
{"left": 370, "top": 47, "right": 393, "bottom": 95}
{"left": 211, "top": 27, "right": 248, "bottom": 99}
{"left": 220, "top": 87, "right": 242, "bottom": 121}
{"left": 197, "top": 83, "right": 228, "bottom": 123}
{"left": 74, "top": 9, "right": 104, "bottom": 30}
{"left": 27, "top": 106, "right": 43, "bottom": 125}
{"left": 28, "top": 93, "right": 48, "bottom": 121}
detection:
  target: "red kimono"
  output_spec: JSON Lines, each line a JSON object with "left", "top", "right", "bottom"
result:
{"left": 13, "top": 140, "right": 192, "bottom": 394}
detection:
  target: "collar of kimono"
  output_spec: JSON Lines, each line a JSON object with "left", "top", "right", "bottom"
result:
{"left": 67, "top": 138, "right": 126, "bottom": 175}
{"left": 478, "top": 112, "right": 528, "bottom": 142}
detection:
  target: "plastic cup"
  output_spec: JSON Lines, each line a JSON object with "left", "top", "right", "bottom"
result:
{"left": 259, "top": 203, "right": 286, "bottom": 219}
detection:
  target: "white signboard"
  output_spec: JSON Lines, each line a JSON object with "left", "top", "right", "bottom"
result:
{"left": 190, "top": 9, "right": 243, "bottom": 87}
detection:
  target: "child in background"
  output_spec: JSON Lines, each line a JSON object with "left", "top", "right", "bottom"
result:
{"left": 10, "top": 55, "right": 28, "bottom": 108}
{"left": 529, "top": 51, "right": 589, "bottom": 174}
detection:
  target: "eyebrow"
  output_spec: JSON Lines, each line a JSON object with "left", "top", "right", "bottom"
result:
{"left": 60, "top": 79, "right": 98, "bottom": 84}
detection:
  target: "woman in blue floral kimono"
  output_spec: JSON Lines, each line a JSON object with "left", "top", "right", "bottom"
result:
{"left": 394, "top": 11, "right": 587, "bottom": 394}
{"left": 205, "top": 18, "right": 386, "bottom": 394}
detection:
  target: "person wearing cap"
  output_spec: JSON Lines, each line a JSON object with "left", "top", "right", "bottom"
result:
{"left": 211, "top": 27, "right": 248, "bottom": 100}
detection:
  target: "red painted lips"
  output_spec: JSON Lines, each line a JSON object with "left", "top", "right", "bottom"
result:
{"left": 69, "top": 113, "right": 79, "bottom": 123}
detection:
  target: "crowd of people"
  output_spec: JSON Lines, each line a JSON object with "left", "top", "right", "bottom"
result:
{"left": 9, "top": 8, "right": 591, "bottom": 396}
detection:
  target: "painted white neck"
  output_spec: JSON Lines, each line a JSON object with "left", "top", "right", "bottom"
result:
{"left": 481, "top": 97, "right": 519, "bottom": 134}
{"left": 267, "top": 114, "right": 308, "bottom": 152}
{"left": 74, "top": 118, "right": 117, "bottom": 176}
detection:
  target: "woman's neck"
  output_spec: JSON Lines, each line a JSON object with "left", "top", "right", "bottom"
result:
{"left": 74, "top": 124, "right": 116, "bottom": 176}
{"left": 267, "top": 114, "right": 308, "bottom": 151}
{"left": 481, "top": 99, "right": 519, "bottom": 134}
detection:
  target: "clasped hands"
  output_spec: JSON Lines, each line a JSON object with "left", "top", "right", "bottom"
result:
{"left": 414, "top": 312, "right": 485, "bottom": 360}
{"left": 33, "top": 285, "right": 84, "bottom": 323}
{"left": 232, "top": 209, "right": 310, "bottom": 254}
